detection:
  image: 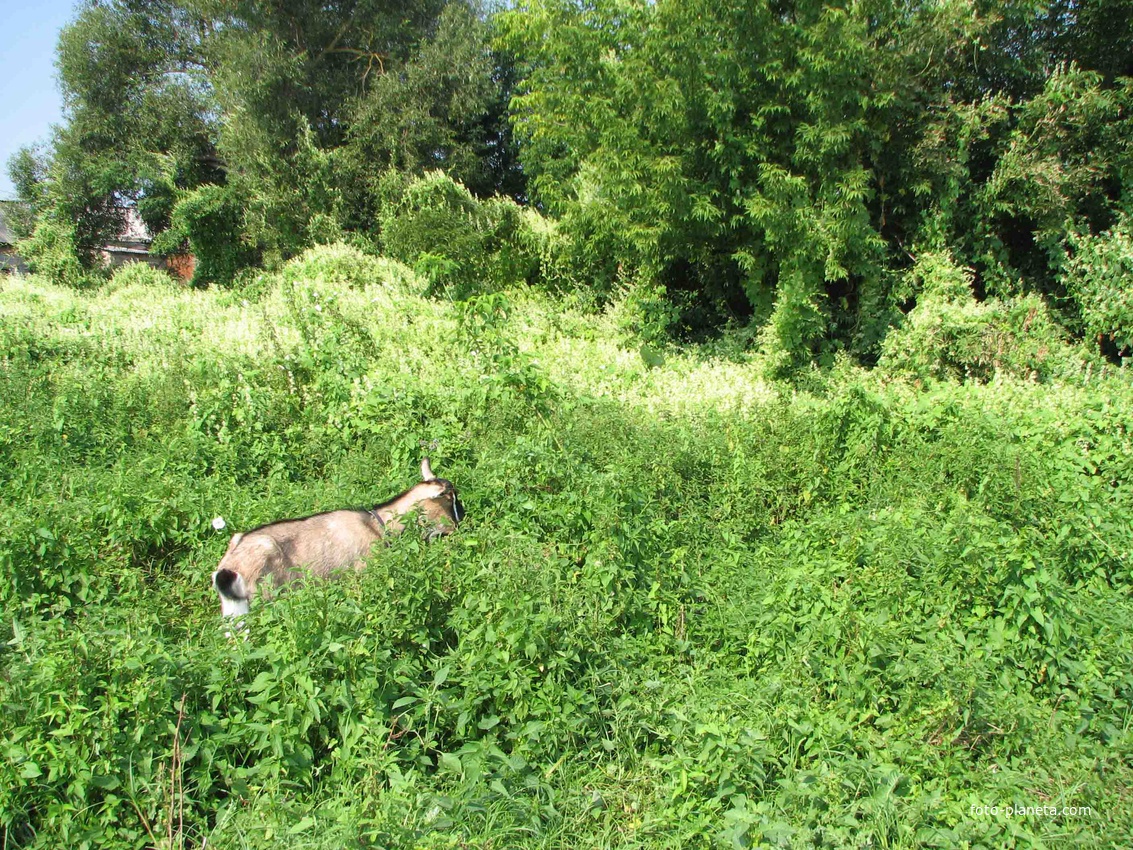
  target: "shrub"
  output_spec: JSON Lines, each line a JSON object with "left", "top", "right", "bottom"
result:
{"left": 15, "top": 217, "right": 94, "bottom": 288}
{"left": 105, "top": 261, "right": 174, "bottom": 293}
{"left": 879, "top": 251, "right": 1087, "bottom": 381}
{"left": 513, "top": 208, "right": 586, "bottom": 293}
{"left": 151, "top": 184, "right": 259, "bottom": 288}
{"left": 604, "top": 277, "right": 677, "bottom": 366}
{"left": 280, "top": 242, "right": 420, "bottom": 293}
{"left": 379, "top": 171, "right": 534, "bottom": 298}
{"left": 1066, "top": 218, "right": 1133, "bottom": 355}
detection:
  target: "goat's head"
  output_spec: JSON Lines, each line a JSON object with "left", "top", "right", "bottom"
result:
{"left": 375, "top": 457, "right": 464, "bottom": 540}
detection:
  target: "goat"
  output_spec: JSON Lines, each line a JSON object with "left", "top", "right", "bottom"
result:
{"left": 212, "top": 458, "right": 463, "bottom": 617}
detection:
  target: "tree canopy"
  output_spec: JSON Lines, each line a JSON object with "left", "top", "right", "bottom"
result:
{"left": 500, "top": 0, "right": 1133, "bottom": 366}
{"left": 13, "top": 0, "right": 517, "bottom": 272}
{"left": 9, "top": 0, "right": 1133, "bottom": 366}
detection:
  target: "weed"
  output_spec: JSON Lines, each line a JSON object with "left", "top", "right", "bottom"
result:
{"left": 2, "top": 255, "right": 1131, "bottom": 847}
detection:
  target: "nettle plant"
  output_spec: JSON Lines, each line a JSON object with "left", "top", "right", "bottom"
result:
{"left": 455, "top": 292, "right": 556, "bottom": 423}
{"left": 3, "top": 267, "right": 1133, "bottom": 847}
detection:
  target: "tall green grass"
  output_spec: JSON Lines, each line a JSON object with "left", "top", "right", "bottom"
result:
{"left": 2, "top": 249, "right": 1131, "bottom": 847}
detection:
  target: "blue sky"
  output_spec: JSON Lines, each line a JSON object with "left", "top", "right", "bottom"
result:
{"left": 0, "top": 0, "right": 78, "bottom": 199}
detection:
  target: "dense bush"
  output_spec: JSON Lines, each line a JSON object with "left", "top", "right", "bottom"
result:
{"left": 15, "top": 217, "right": 95, "bottom": 288}
{"left": 879, "top": 252, "right": 1094, "bottom": 382}
{"left": 1066, "top": 217, "right": 1133, "bottom": 354}
{"left": 105, "top": 261, "right": 174, "bottom": 292}
{"left": 499, "top": 2, "right": 1133, "bottom": 361}
{"left": 2, "top": 265, "right": 1131, "bottom": 847}
{"left": 150, "top": 184, "right": 259, "bottom": 288}
{"left": 279, "top": 243, "right": 417, "bottom": 293}
{"left": 379, "top": 171, "right": 535, "bottom": 298}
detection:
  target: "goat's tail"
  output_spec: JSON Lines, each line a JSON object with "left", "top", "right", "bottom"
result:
{"left": 213, "top": 567, "right": 251, "bottom": 618}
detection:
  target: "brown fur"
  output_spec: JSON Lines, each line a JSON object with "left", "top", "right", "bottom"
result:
{"left": 212, "top": 459, "right": 461, "bottom": 615}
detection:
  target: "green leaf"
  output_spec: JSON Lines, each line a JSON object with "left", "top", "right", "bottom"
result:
{"left": 20, "top": 762, "right": 42, "bottom": 779}
{"left": 288, "top": 816, "right": 316, "bottom": 834}
{"left": 640, "top": 344, "right": 665, "bottom": 368}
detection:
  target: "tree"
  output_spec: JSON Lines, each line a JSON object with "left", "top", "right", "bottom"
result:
{"left": 19, "top": 0, "right": 523, "bottom": 281}
{"left": 344, "top": 3, "right": 524, "bottom": 216}
{"left": 501, "top": 0, "right": 1133, "bottom": 366}
{"left": 205, "top": 0, "right": 450, "bottom": 258}
{"left": 56, "top": 0, "right": 220, "bottom": 234}
{"left": 5, "top": 147, "right": 48, "bottom": 239}
{"left": 502, "top": 0, "right": 890, "bottom": 365}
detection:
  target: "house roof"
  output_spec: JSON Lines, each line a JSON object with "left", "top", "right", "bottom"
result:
{"left": 0, "top": 202, "right": 153, "bottom": 249}
{"left": 118, "top": 207, "right": 153, "bottom": 244}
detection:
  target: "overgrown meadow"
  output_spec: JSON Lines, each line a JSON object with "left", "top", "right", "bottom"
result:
{"left": 2, "top": 248, "right": 1132, "bottom": 847}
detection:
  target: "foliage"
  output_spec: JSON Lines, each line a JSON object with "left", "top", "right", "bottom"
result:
{"left": 10, "top": 0, "right": 1133, "bottom": 370}
{"left": 343, "top": 3, "right": 525, "bottom": 210}
{"left": 2, "top": 263, "right": 1132, "bottom": 846}
{"left": 151, "top": 183, "right": 259, "bottom": 287}
{"left": 11, "top": 0, "right": 523, "bottom": 271}
{"left": 968, "top": 67, "right": 1133, "bottom": 296}
{"left": 4, "top": 150, "right": 47, "bottom": 239}
{"left": 1066, "top": 216, "right": 1133, "bottom": 354}
{"left": 379, "top": 171, "right": 534, "bottom": 298}
{"left": 36, "top": 0, "right": 220, "bottom": 256}
{"left": 279, "top": 243, "right": 417, "bottom": 292}
{"left": 499, "top": 0, "right": 1133, "bottom": 364}
{"left": 105, "top": 261, "right": 175, "bottom": 293}
{"left": 879, "top": 251, "right": 1094, "bottom": 382}
{"left": 605, "top": 278, "right": 677, "bottom": 360}
{"left": 5, "top": 11, "right": 1133, "bottom": 848}
{"left": 14, "top": 216, "right": 96, "bottom": 288}
{"left": 500, "top": 0, "right": 896, "bottom": 359}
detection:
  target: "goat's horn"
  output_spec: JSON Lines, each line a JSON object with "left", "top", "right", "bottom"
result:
{"left": 421, "top": 457, "right": 435, "bottom": 480}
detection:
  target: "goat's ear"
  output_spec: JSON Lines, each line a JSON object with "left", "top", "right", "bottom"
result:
{"left": 421, "top": 457, "right": 435, "bottom": 481}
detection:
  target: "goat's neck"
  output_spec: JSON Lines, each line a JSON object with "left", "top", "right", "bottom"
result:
{"left": 373, "top": 492, "right": 421, "bottom": 532}
{"left": 375, "top": 513, "right": 407, "bottom": 535}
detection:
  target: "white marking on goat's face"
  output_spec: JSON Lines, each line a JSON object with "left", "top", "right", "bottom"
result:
{"left": 213, "top": 568, "right": 251, "bottom": 618}
{"left": 421, "top": 481, "right": 446, "bottom": 501}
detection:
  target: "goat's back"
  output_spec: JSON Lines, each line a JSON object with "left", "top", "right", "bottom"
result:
{"left": 223, "top": 509, "right": 386, "bottom": 594}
